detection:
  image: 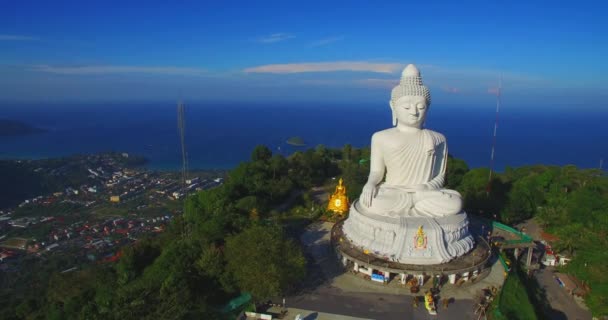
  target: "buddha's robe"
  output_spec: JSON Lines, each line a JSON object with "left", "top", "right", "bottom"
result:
{"left": 360, "top": 128, "right": 462, "bottom": 217}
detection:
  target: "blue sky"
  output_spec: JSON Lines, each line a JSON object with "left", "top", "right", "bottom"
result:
{"left": 1, "top": 1, "right": 607, "bottom": 107}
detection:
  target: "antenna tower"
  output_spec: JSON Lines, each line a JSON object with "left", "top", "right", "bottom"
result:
{"left": 487, "top": 76, "right": 502, "bottom": 193}
{"left": 177, "top": 101, "right": 189, "bottom": 237}
{"left": 177, "top": 100, "right": 188, "bottom": 189}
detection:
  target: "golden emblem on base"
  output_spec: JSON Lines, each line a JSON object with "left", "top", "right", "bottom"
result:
{"left": 414, "top": 225, "right": 428, "bottom": 249}
{"left": 327, "top": 178, "right": 349, "bottom": 215}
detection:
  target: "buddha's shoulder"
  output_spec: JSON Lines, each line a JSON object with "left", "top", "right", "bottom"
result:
{"left": 422, "top": 129, "right": 446, "bottom": 142}
{"left": 372, "top": 128, "right": 445, "bottom": 139}
{"left": 371, "top": 128, "right": 398, "bottom": 141}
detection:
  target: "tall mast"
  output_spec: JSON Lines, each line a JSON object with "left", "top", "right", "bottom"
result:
{"left": 177, "top": 100, "right": 188, "bottom": 190}
{"left": 177, "top": 100, "right": 189, "bottom": 238}
{"left": 487, "top": 76, "right": 502, "bottom": 193}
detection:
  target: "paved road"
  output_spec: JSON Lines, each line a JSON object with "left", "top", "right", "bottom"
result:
{"left": 535, "top": 267, "right": 592, "bottom": 320}
{"left": 289, "top": 285, "right": 475, "bottom": 320}
{"left": 516, "top": 219, "right": 592, "bottom": 319}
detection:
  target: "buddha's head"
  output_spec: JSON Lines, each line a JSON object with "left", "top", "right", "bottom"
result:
{"left": 390, "top": 64, "right": 431, "bottom": 129}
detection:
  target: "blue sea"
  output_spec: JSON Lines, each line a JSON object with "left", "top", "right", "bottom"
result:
{"left": 1, "top": 102, "right": 606, "bottom": 171}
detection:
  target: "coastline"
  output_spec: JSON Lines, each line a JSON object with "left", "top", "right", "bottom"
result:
{"left": 0, "top": 151, "right": 231, "bottom": 173}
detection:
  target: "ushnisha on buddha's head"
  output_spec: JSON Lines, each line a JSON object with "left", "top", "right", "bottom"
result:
{"left": 389, "top": 64, "right": 431, "bottom": 129}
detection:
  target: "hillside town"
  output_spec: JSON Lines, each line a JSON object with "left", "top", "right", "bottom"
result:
{"left": 0, "top": 152, "right": 224, "bottom": 272}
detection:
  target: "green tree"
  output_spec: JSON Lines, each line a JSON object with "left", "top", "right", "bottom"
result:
{"left": 46, "top": 269, "right": 98, "bottom": 319}
{"left": 342, "top": 144, "right": 353, "bottom": 162}
{"left": 224, "top": 225, "right": 306, "bottom": 301}
{"left": 457, "top": 168, "right": 509, "bottom": 218}
{"left": 445, "top": 155, "right": 469, "bottom": 189}
{"left": 115, "top": 238, "right": 161, "bottom": 285}
{"left": 251, "top": 145, "right": 272, "bottom": 162}
{"left": 501, "top": 176, "right": 544, "bottom": 223}
{"left": 269, "top": 154, "right": 288, "bottom": 180}
{"left": 314, "top": 144, "right": 328, "bottom": 159}
{"left": 288, "top": 152, "right": 313, "bottom": 188}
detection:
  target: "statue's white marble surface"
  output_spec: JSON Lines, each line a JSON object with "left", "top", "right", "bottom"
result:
{"left": 342, "top": 64, "right": 474, "bottom": 265}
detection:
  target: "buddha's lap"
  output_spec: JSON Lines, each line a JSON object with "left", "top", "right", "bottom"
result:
{"left": 367, "top": 187, "right": 462, "bottom": 215}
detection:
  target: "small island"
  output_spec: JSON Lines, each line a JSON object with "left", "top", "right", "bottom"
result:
{"left": 0, "top": 119, "right": 46, "bottom": 137}
{"left": 286, "top": 136, "right": 306, "bottom": 146}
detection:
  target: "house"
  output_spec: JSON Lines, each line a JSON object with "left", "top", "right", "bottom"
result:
{"left": 542, "top": 254, "right": 557, "bottom": 266}
{"left": 540, "top": 232, "right": 571, "bottom": 266}
{"left": 186, "top": 177, "right": 200, "bottom": 185}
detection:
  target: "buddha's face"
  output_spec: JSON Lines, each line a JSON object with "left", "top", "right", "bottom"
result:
{"left": 391, "top": 95, "right": 428, "bottom": 128}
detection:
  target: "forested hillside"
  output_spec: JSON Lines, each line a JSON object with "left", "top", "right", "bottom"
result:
{"left": 455, "top": 164, "right": 607, "bottom": 316}
{"left": 1, "top": 145, "right": 605, "bottom": 318}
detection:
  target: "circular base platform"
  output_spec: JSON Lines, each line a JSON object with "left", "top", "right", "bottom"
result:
{"left": 342, "top": 199, "right": 475, "bottom": 264}
{"left": 332, "top": 220, "right": 492, "bottom": 277}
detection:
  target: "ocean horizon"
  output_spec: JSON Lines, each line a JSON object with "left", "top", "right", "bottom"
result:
{"left": 1, "top": 102, "right": 606, "bottom": 172}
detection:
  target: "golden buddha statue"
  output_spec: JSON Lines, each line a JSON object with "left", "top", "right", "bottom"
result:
{"left": 328, "top": 178, "right": 349, "bottom": 215}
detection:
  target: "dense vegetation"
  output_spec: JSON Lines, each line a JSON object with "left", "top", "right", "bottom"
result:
{"left": 494, "top": 265, "right": 538, "bottom": 320}
{"left": 457, "top": 165, "right": 607, "bottom": 317}
{"left": 1, "top": 145, "right": 606, "bottom": 318}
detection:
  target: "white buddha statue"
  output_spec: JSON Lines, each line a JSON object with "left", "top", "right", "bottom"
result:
{"left": 342, "top": 64, "right": 474, "bottom": 265}
{"left": 358, "top": 64, "right": 462, "bottom": 218}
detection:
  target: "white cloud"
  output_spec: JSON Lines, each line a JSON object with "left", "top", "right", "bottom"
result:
{"left": 355, "top": 78, "right": 399, "bottom": 88}
{"left": 256, "top": 33, "right": 295, "bottom": 43}
{"left": 31, "top": 65, "right": 207, "bottom": 76}
{"left": 441, "top": 86, "right": 461, "bottom": 94}
{"left": 311, "top": 36, "right": 344, "bottom": 47}
{"left": 298, "top": 79, "right": 344, "bottom": 86}
{"left": 244, "top": 61, "right": 548, "bottom": 95}
{"left": 0, "top": 34, "right": 39, "bottom": 41}
{"left": 244, "top": 61, "right": 403, "bottom": 74}
{"left": 421, "top": 64, "right": 547, "bottom": 86}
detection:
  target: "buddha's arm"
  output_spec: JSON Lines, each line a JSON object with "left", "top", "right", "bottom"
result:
{"left": 361, "top": 133, "right": 385, "bottom": 206}
{"left": 425, "top": 140, "right": 447, "bottom": 190}
{"left": 367, "top": 133, "right": 385, "bottom": 186}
